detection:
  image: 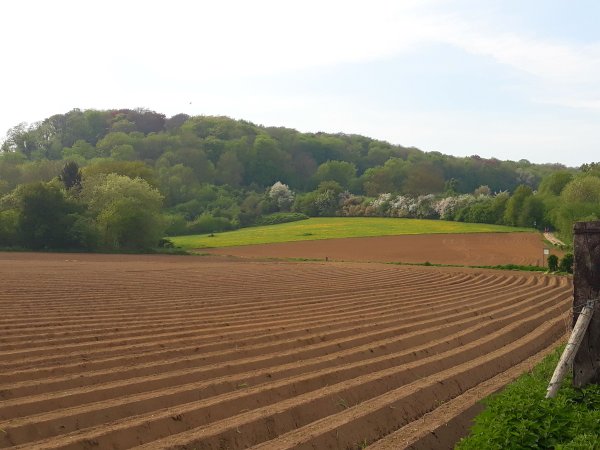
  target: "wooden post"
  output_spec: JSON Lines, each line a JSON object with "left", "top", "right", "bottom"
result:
{"left": 546, "top": 302, "right": 594, "bottom": 398}
{"left": 573, "top": 221, "right": 600, "bottom": 387}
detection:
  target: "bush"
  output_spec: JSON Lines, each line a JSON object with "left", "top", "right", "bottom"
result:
{"left": 0, "top": 209, "right": 19, "bottom": 247}
{"left": 547, "top": 254, "right": 559, "bottom": 272}
{"left": 457, "top": 347, "right": 600, "bottom": 449}
{"left": 163, "top": 213, "right": 188, "bottom": 236}
{"left": 559, "top": 253, "right": 574, "bottom": 274}
{"left": 254, "top": 212, "right": 308, "bottom": 226}
{"left": 158, "top": 238, "right": 175, "bottom": 248}
{"left": 481, "top": 264, "right": 547, "bottom": 272}
{"left": 293, "top": 191, "right": 320, "bottom": 216}
{"left": 186, "top": 214, "right": 235, "bottom": 234}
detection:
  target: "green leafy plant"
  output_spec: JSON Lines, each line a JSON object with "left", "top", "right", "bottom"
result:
{"left": 547, "top": 254, "right": 559, "bottom": 272}
{"left": 559, "top": 253, "right": 574, "bottom": 274}
{"left": 457, "top": 347, "right": 600, "bottom": 449}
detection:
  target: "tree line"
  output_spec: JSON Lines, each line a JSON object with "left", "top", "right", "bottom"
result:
{"left": 0, "top": 108, "right": 594, "bottom": 250}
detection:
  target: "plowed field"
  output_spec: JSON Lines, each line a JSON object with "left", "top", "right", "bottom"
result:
{"left": 0, "top": 252, "right": 571, "bottom": 449}
{"left": 206, "top": 232, "right": 561, "bottom": 266}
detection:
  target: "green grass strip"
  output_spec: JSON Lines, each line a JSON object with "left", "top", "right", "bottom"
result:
{"left": 170, "top": 217, "right": 532, "bottom": 249}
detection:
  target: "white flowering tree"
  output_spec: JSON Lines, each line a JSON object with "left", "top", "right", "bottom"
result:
{"left": 268, "top": 181, "right": 295, "bottom": 211}
{"left": 389, "top": 195, "right": 413, "bottom": 217}
{"left": 434, "top": 194, "right": 477, "bottom": 220}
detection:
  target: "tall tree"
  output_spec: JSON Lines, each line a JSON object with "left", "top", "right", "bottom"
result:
{"left": 313, "top": 160, "right": 357, "bottom": 190}
{"left": 503, "top": 184, "right": 533, "bottom": 226}
{"left": 247, "top": 135, "right": 290, "bottom": 186}
{"left": 15, "top": 182, "right": 79, "bottom": 249}
{"left": 82, "top": 174, "right": 165, "bottom": 249}
{"left": 59, "top": 161, "right": 82, "bottom": 191}
{"left": 216, "top": 150, "right": 244, "bottom": 187}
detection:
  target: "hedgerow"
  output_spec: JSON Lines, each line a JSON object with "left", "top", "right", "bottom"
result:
{"left": 254, "top": 212, "right": 309, "bottom": 226}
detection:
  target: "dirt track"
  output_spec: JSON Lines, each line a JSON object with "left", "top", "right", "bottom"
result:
{"left": 205, "top": 232, "right": 561, "bottom": 266}
{"left": 0, "top": 252, "right": 571, "bottom": 449}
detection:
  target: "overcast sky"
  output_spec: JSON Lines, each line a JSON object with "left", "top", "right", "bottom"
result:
{"left": 1, "top": 0, "right": 599, "bottom": 166}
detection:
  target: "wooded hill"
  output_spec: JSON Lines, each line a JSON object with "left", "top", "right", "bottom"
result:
{"left": 1, "top": 108, "right": 567, "bottom": 196}
{"left": 0, "top": 108, "right": 595, "bottom": 251}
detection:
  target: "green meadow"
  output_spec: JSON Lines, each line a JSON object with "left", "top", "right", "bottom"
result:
{"left": 170, "top": 217, "right": 532, "bottom": 249}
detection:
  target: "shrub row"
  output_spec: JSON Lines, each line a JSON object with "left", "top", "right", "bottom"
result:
{"left": 254, "top": 212, "right": 309, "bottom": 226}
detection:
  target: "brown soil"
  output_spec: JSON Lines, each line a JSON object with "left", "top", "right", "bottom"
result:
{"left": 204, "top": 232, "right": 562, "bottom": 266}
{"left": 0, "top": 252, "right": 571, "bottom": 449}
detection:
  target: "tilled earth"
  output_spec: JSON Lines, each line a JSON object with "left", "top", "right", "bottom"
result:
{"left": 0, "top": 252, "right": 571, "bottom": 449}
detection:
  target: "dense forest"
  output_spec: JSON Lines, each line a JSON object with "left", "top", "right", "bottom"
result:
{"left": 0, "top": 108, "right": 597, "bottom": 251}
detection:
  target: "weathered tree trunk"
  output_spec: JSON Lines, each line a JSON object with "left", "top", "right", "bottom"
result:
{"left": 573, "top": 221, "right": 600, "bottom": 388}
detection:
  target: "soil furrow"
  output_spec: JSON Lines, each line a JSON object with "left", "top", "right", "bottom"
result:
{"left": 0, "top": 252, "right": 572, "bottom": 450}
{"left": 0, "top": 284, "right": 569, "bottom": 422}
{"left": 1, "top": 276, "right": 552, "bottom": 388}
{"left": 2, "top": 290, "right": 565, "bottom": 446}
{"left": 0, "top": 273, "right": 525, "bottom": 369}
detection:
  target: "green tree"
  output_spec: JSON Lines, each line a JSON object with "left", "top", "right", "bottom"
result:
{"left": 165, "top": 113, "right": 190, "bottom": 132}
{"left": 62, "top": 139, "right": 97, "bottom": 160}
{"left": 82, "top": 174, "right": 165, "bottom": 249}
{"left": 313, "top": 160, "right": 357, "bottom": 190}
{"left": 445, "top": 178, "right": 459, "bottom": 195}
{"left": 580, "top": 162, "right": 600, "bottom": 175}
{"left": 463, "top": 200, "right": 494, "bottom": 224}
{"left": 163, "top": 148, "right": 215, "bottom": 184}
{"left": 82, "top": 109, "right": 110, "bottom": 145}
{"left": 289, "top": 151, "right": 318, "bottom": 190}
{"left": 247, "top": 135, "right": 290, "bottom": 186}
{"left": 361, "top": 158, "right": 408, "bottom": 196}
{"left": 547, "top": 254, "right": 559, "bottom": 272}
{"left": 518, "top": 196, "right": 545, "bottom": 228}
{"left": 124, "top": 108, "right": 166, "bottom": 134}
{"left": 19, "top": 160, "right": 63, "bottom": 185}
{"left": 552, "top": 176, "right": 600, "bottom": 240}
{"left": 559, "top": 253, "right": 574, "bottom": 274}
{"left": 238, "top": 192, "right": 266, "bottom": 226}
{"left": 294, "top": 181, "right": 343, "bottom": 217}
{"left": 14, "top": 182, "right": 80, "bottom": 249}
{"left": 136, "top": 133, "right": 174, "bottom": 160}
{"left": 364, "top": 142, "right": 396, "bottom": 167}
{"left": 314, "top": 181, "right": 343, "bottom": 216}
{"left": 0, "top": 209, "right": 19, "bottom": 246}
{"left": 215, "top": 150, "right": 244, "bottom": 187}
{"left": 110, "top": 118, "right": 136, "bottom": 133}
{"left": 157, "top": 163, "right": 199, "bottom": 206}
{"left": 111, "top": 144, "right": 137, "bottom": 160}
{"left": 95, "top": 132, "right": 135, "bottom": 157}
{"left": 361, "top": 166, "right": 393, "bottom": 196}
{"left": 82, "top": 160, "right": 156, "bottom": 186}
{"left": 538, "top": 171, "right": 574, "bottom": 196}
{"left": 489, "top": 192, "right": 510, "bottom": 224}
{"left": 0, "top": 152, "right": 26, "bottom": 191}
{"left": 402, "top": 162, "right": 445, "bottom": 195}
{"left": 59, "top": 161, "right": 82, "bottom": 191}
{"left": 503, "top": 185, "right": 533, "bottom": 226}
{"left": 561, "top": 175, "right": 600, "bottom": 204}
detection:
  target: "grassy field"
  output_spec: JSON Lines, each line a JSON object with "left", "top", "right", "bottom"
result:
{"left": 170, "top": 217, "right": 533, "bottom": 249}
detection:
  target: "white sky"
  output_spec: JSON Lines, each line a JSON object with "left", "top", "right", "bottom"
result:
{"left": 1, "top": 0, "right": 599, "bottom": 166}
